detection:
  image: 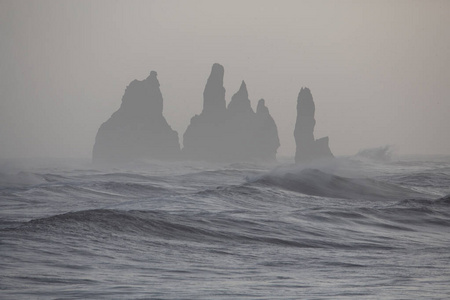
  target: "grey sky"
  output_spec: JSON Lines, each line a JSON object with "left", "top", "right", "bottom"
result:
{"left": 1, "top": 0, "right": 449, "bottom": 158}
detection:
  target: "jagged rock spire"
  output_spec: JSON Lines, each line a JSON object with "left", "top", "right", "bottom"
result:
{"left": 294, "top": 87, "right": 333, "bottom": 163}
{"left": 120, "top": 70, "right": 164, "bottom": 118}
{"left": 92, "top": 71, "right": 180, "bottom": 164}
{"left": 256, "top": 99, "right": 280, "bottom": 160}
{"left": 183, "top": 63, "right": 280, "bottom": 162}
{"left": 202, "top": 63, "right": 226, "bottom": 115}
{"left": 256, "top": 98, "right": 268, "bottom": 114}
{"left": 227, "top": 80, "right": 254, "bottom": 116}
{"left": 237, "top": 80, "right": 248, "bottom": 98}
{"left": 297, "top": 87, "right": 315, "bottom": 117}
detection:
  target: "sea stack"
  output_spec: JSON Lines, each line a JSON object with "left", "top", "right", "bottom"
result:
{"left": 255, "top": 99, "right": 280, "bottom": 161}
{"left": 294, "top": 87, "right": 333, "bottom": 163}
{"left": 92, "top": 71, "right": 180, "bottom": 164}
{"left": 182, "top": 63, "right": 228, "bottom": 161}
{"left": 183, "top": 63, "right": 280, "bottom": 162}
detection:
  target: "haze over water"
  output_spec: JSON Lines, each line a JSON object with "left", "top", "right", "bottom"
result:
{"left": 1, "top": 0, "right": 449, "bottom": 159}
{"left": 1, "top": 1, "right": 450, "bottom": 299}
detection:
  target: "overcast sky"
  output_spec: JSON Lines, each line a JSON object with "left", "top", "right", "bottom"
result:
{"left": 1, "top": 0, "right": 449, "bottom": 159}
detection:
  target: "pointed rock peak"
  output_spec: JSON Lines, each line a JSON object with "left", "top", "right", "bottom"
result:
{"left": 299, "top": 87, "right": 312, "bottom": 99}
{"left": 235, "top": 80, "right": 248, "bottom": 99}
{"left": 203, "top": 63, "right": 226, "bottom": 114}
{"left": 228, "top": 80, "right": 253, "bottom": 115}
{"left": 207, "top": 63, "right": 224, "bottom": 86}
{"left": 211, "top": 63, "right": 224, "bottom": 77}
{"left": 92, "top": 69, "right": 181, "bottom": 164}
{"left": 240, "top": 80, "right": 247, "bottom": 90}
{"left": 295, "top": 87, "right": 333, "bottom": 163}
{"left": 145, "top": 71, "right": 160, "bottom": 86}
{"left": 297, "top": 86, "right": 315, "bottom": 116}
{"left": 257, "top": 99, "right": 267, "bottom": 113}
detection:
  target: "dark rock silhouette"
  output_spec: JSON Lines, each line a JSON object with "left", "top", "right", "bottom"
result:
{"left": 182, "top": 64, "right": 229, "bottom": 161}
{"left": 294, "top": 87, "right": 333, "bottom": 163}
{"left": 255, "top": 99, "right": 280, "bottom": 160}
{"left": 202, "top": 63, "right": 227, "bottom": 117}
{"left": 227, "top": 81, "right": 254, "bottom": 116}
{"left": 92, "top": 71, "right": 180, "bottom": 164}
{"left": 183, "top": 64, "right": 279, "bottom": 162}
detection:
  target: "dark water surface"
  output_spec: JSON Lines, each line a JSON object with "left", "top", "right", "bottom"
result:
{"left": 1, "top": 156, "right": 450, "bottom": 299}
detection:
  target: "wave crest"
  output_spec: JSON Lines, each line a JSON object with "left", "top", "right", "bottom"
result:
{"left": 254, "top": 168, "right": 424, "bottom": 201}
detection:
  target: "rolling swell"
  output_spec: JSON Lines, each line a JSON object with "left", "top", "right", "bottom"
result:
{"left": 2, "top": 158, "right": 450, "bottom": 299}
{"left": 12, "top": 192, "right": 450, "bottom": 251}
{"left": 9, "top": 208, "right": 385, "bottom": 250}
{"left": 15, "top": 209, "right": 320, "bottom": 248}
{"left": 253, "top": 168, "right": 427, "bottom": 201}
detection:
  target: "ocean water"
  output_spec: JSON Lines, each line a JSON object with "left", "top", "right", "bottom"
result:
{"left": 1, "top": 156, "right": 449, "bottom": 299}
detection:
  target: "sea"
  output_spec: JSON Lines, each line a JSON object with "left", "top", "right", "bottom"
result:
{"left": 1, "top": 154, "right": 449, "bottom": 299}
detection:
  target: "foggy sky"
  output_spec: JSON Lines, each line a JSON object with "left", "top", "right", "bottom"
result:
{"left": 1, "top": 0, "right": 449, "bottom": 159}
